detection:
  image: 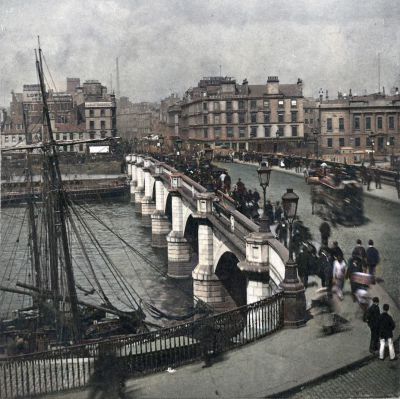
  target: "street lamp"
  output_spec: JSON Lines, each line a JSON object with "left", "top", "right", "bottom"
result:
{"left": 279, "top": 187, "right": 306, "bottom": 328}
{"left": 281, "top": 188, "right": 299, "bottom": 261}
{"left": 369, "top": 132, "right": 375, "bottom": 166}
{"left": 387, "top": 139, "right": 395, "bottom": 169}
{"left": 175, "top": 137, "right": 183, "bottom": 156}
{"left": 257, "top": 161, "right": 272, "bottom": 233}
{"left": 158, "top": 134, "right": 164, "bottom": 161}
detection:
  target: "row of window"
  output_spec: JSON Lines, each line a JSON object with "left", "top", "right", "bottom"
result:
{"left": 326, "top": 136, "right": 396, "bottom": 148}
{"left": 326, "top": 115, "right": 397, "bottom": 131}
{"left": 3, "top": 136, "right": 24, "bottom": 143}
{"left": 202, "top": 125, "right": 299, "bottom": 139}
{"left": 89, "top": 120, "right": 107, "bottom": 129}
{"left": 88, "top": 109, "right": 107, "bottom": 117}
{"left": 200, "top": 98, "right": 298, "bottom": 112}
{"left": 200, "top": 111, "right": 299, "bottom": 125}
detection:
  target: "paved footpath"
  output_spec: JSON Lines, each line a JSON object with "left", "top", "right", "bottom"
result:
{"left": 235, "top": 160, "right": 400, "bottom": 204}
{"left": 42, "top": 280, "right": 399, "bottom": 399}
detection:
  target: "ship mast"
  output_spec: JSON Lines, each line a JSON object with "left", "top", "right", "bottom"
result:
{"left": 35, "top": 42, "right": 82, "bottom": 342}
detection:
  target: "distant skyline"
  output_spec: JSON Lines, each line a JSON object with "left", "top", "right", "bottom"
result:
{"left": 0, "top": 0, "right": 399, "bottom": 107}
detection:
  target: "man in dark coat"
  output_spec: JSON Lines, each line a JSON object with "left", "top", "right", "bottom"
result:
{"left": 319, "top": 222, "right": 331, "bottom": 248}
{"left": 330, "top": 241, "right": 344, "bottom": 260}
{"left": 378, "top": 304, "right": 396, "bottom": 360}
{"left": 352, "top": 239, "right": 367, "bottom": 271}
{"left": 364, "top": 297, "right": 380, "bottom": 353}
{"left": 275, "top": 218, "right": 288, "bottom": 247}
{"left": 366, "top": 239, "right": 380, "bottom": 279}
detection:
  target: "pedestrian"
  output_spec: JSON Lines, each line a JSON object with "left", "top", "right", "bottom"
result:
{"left": 332, "top": 253, "right": 347, "bottom": 300}
{"left": 275, "top": 217, "right": 288, "bottom": 247}
{"left": 395, "top": 171, "right": 400, "bottom": 199}
{"left": 330, "top": 241, "right": 344, "bottom": 260}
{"left": 274, "top": 201, "right": 283, "bottom": 223}
{"left": 366, "top": 239, "right": 380, "bottom": 280}
{"left": 252, "top": 189, "right": 260, "bottom": 205}
{"left": 364, "top": 296, "right": 380, "bottom": 353}
{"left": 374, "top": 169, "right": 382, "bottom": 189}
{"left": 265, "top": 200, "right": 274, "bottom": 223}
{"left": 224, "top": 172, "right": 231, "bottom": 193}
{"left": 366, "top": 170, "right": 372, "bottom": 191}
{"left": 352, "top": 239, "right": 367, "bottom": 271}
{"left": 319, "top": 221, "right": 331, "bottom": 249}
{"left": 378, "top": 304, "right": 396, "bottom": 361}
{"left": 297, "top": 244, "right": 310, "bottom": 288}
{"left": 236, "top": 178, "right": 245, "bottom": 195}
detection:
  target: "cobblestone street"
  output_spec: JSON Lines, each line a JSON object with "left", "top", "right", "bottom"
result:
{"left": 288, "top": 356, "right": 399, "bottom": 398}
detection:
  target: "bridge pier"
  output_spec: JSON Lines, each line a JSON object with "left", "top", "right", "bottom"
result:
{"left": 166, "top": 184, "right": 192, "bottom": 278}
{"left": 192, "top": 193, "right": 231, "bottom": 313}
{"left": 151, "top": 168, "right": 170, "bottom": 247}
{"left": 141, "top": 159, "right": 155, "bottom": 227}
{"left": 238, "top": 233, "right": 273, "bottom": 304}
{"left": 134, "top": 156, "right": 144, "bottom": 213}
{"left": 126, "top": 155, "right": 132, "bottom": 179}
{"left": 129, "top": 155, "right": 138, "bottom": 201}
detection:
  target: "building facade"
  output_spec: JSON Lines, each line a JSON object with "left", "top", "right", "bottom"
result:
{"left": 169, "top": 76, "right": 305, "bottom": 154}
{"left": 319, "top": 92, "right": 400, "bottom": 162}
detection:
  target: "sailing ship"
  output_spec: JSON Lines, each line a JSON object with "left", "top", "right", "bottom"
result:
{"left": 0, "top": 43, "right": 198, "bottom": 357}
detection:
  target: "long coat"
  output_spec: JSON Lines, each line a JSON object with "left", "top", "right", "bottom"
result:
{"left": 378, "top": 312, "right": 395, "bottom": 339}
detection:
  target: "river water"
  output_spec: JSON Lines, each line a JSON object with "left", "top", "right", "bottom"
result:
{"left": 0, "top": 200, "right": 192, "bottom": 323}
{"left": 216, "top": 162, "right": 400, "bottom": 305}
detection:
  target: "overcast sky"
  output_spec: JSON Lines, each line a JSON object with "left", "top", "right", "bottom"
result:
{"left": 0, "top": 0, "right": 399, "bottom": 106}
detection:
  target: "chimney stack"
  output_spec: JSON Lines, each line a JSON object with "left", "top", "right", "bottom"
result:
{"left": 266, "top": 76, "right": 279, "bottom": 94}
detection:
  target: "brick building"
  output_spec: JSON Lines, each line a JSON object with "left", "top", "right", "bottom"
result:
{"left": 318, "top": 91, "right": 400, "bottom": 163}
{"left": 168, "top": 76, "right": 306, "bottom": 154}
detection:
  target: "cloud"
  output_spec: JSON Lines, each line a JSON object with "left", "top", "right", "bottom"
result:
{"left": 0, "top": 0, "right": 399, "bottom": 106}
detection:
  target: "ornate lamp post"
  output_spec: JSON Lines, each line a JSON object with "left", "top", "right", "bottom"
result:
{"left": 387, "top": 139, "right": 394, "bottom": 169}
{"left": 279, "top": 188, "right": 306, "bottom": 327}
{"left": 158, "top": 134, "right": 164, "bottom": 161}
{"left": 175, "top": 137, "right": 183, "bottom": 156}
{"left": 257, "top": 161, "right": 272, "bottom": 233}
{"left": 369, "top": 132, "right": 375, "bottom": 166}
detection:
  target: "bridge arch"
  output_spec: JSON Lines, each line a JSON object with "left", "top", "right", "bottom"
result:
{"left": 215, "top": 251, "right": 247, "bottom": 308}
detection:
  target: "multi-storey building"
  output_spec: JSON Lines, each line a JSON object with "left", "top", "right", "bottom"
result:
{"left": 170, "top": 76, "right": 305, "bottom": 154}
{"left": 1, "top": 79, "right": 116, "bottom": 152}
{"left": 319, "top": 92, "right": 400, "bottom": 162}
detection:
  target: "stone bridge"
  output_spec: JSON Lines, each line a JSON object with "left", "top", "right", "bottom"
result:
{"left": 126, "top": 154, "right": 305, "bottom": 326}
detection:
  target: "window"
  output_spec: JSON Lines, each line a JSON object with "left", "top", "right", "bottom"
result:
{"left": 327, "top": 138, "right": 333, "bottom": 148}
{"left": 226, "top": 113, "right": 232, "bottom": 124}
{"left": 339, "top": 137, "right": 345, "bottom": 147}
{"left": 377, "top": 116, "right": 383, "bottom": 129}
{"left": 238, "top": 100, "right": 245, "bottom": 109}
{"left": 79, "top": 144, "right": 84, "bottom": 152}
{"left": 89, "top": 121, "right": 95, "bottom": 130}
{"left": 226, "top": 101, "right": 232, "bottom": 111}
{"left": 355, "top": 137, "right": 360, "bottom": 147}
{"left": 239, "top": 127, "right": 246, "bottom": 138}
{"left": 214, "top": 115, "right": 220, "bottom": 124}
{"left": 56, "top": 133, "right": 60, "bottom": 141}
{"left": 327, "top": 118, "right": 332, "bottom": 131}
{"left": 227, "top": 127, "right": 234, "bottom": 138}
{"left": 264, "top": 126, "right": 270, "bottom": 137}
{"left": 79, "top": 132, "right": 83, "bottom": 139}
{"left": 70, "top": 133, "right": 74, "bottom": 140}
{"left": 310, "top": 118, "right": 314, "bottom": 124}
{"left": 378, "top": 137, "right": 384, "bottom": 150}
{"left": 365, "top": 116, "right": 371, "bottom": 130}
{"left": 277, "top": 126, "right": 284, "bottom": 137}
{"left": 278, "top": 100, "right": 284, "bottom": 108}
{"left": 12, "top": 136, "right": 16, "bottom": 142}
{"left": 63, "top": 134, "right": 67, "bottom": 140}
{"left": 291, "top": 112, "right": 297, "bottom": 123}
{"left": 100, "top": 120, "right": 106, "bottom": 130}
{"left": 19, "top": 136, "right": 23, "bottom": 142}
{"left": 291, "top": 126, "right": 298, "bottom": 137}
{"left": 101, "top": 131, "right": 106, "bottom": 138}
{"left": 90, "top": 132, "right": 95, "bottom": 139}
{"left": 203, "top": 115, "right": 208, "bottom": 124}
{"left": 339, "top": 118, "right": 344, "bottom": 131}
{"left": 389, "top": 116, "right": 395, "bottom": 129}
{"left": 214, "top": 127, "right": 221, "bottom": 138}
{"left": 389, "top": 136, "right": 395, "bottom": 145}
{"left": 214, "top": 102, "right": 220, "bottom": 111}
{"left": 278, "top": 112, "right": 284, "bottom": 123}
{"left": 250, "top": 126, "right": 257, "bottom": 137}
{"left": 89, "top": 109, "right": 94, "bottom": 117}
{"left": 100, "top": 109, "right": 105, "bottom": 117}
{"left": 250, "top": 99, "right": 257, "bottom": 109}
{"left": 4, "top": 136, "right": 8, "bottom": 142}
{"left": 366, "top": 136, "right": 372, "bottom": 146}
{"left": 354, "top": 116, "right": 360, "bottom": 130}
{"left": 203, "top": 102, "right": 207, "bottom": 111}
{"left": 291, "top": 99, "right": 297, "bottom": 108}
{"left": 264, "top": 112, "right": 270, "bottom": 123}
{"left": 239, "top": 112, "right": 245, "bottom": 124}
{"left": 305, "top": 119, "right": 309, "bottom": 124}
{"left": 203, "top": 128, "right": 208, "bottom": 138}
{"left": 263, "top": 99, "right": 269, "bottom": 108}
{"left": 251, "top": 112, "right": 257, "bottom": 123}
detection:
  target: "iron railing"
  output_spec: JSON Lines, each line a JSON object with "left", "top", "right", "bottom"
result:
{"left": 0, "top": 293, "right": 283, "bottom": 398}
